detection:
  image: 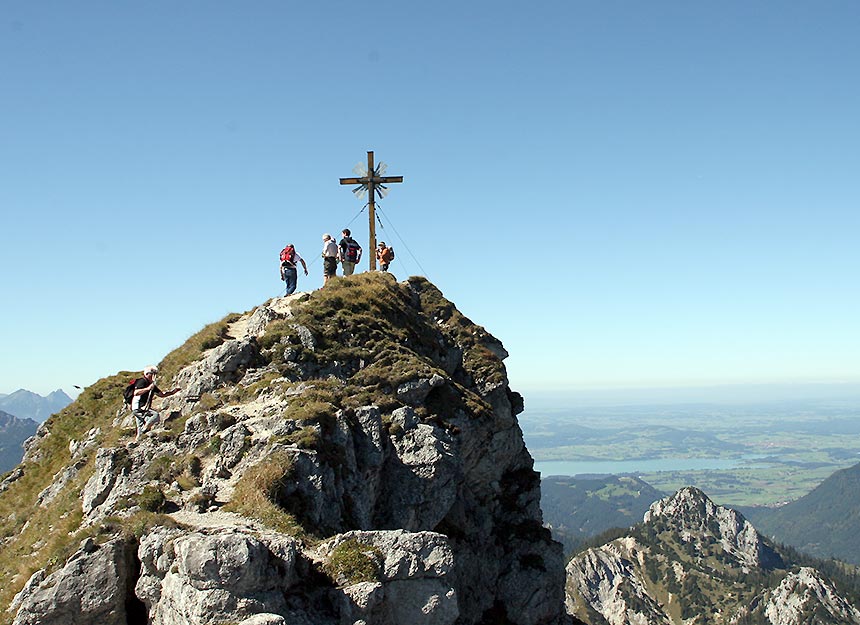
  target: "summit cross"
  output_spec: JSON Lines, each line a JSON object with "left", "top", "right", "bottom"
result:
{"left": 339, "top": 150, "right": 403, "bottom": 270}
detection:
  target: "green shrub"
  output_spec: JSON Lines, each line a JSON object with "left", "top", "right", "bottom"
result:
{"left": 324, "top": 539, "right": 383, "bottom": 586}
{"left": 209, "top": 437, "right": 223, "bottom": 454}
{"left": 186, "top": 455, "right": 202, "bottom": 477}
{"left": 137, "top": 485, "right": 167, "bottom": 512}
{"left": 285, "top": 399, "right": 336, "bottom": 423}
{"left": 144, "top": 454, "right": 202, "bottom": 488}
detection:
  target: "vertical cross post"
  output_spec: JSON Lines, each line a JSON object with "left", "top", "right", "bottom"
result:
{"left": 339, "top": 151, "right": 403, "bottom": 271}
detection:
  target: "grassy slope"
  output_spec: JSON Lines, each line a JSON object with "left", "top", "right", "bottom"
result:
{"left": 0, "top": 309, "right": 246, "bottom": 616}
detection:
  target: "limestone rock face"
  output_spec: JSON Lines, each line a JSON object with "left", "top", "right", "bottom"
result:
{"left": 81, "top": 447, "right": 132, "bottom": 519}
{"left": 11, "top": 538, "right": 134, "bottom": 625}
{"left": 321, "top": 529, "right": 459, "bottom": 625}
{"left": 565, "top": 538, "right": 670, "bottom": 625}
{"left": 2, "top": 275, "right": 566, "bottom": 625}
{"left": 136, "top": 528, "right": 301, "bottom": 625}
{"left": 172, "top": 337, "right": 261, "bottom": 399}
{"left": 644, "top": 486, "right": 778, "bottom": 569}
{"left": 759, "top": 568, "right": 860, "bottom": 625}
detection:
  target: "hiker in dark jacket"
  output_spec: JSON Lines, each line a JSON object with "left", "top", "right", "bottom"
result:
{"left": 338, "top": 228, "right": 362, "bottom": 276}
{"left": 132, "top": 365, "right": 179, "bottom": 440}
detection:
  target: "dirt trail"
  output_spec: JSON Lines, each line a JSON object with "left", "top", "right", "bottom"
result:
{"left": 225, "top": 292, "right": 305, "bottom": 339}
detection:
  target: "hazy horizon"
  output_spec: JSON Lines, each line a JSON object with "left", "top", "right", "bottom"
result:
{"left": 519, "top": 381, "right": 860, "bottom": 409}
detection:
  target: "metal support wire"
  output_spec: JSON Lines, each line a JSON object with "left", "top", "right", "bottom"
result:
{"left": 375, "top": 205, "right": 431, "bottom": 281}
{"left": 343, "top": 204, "right": 368, "bottom": 230}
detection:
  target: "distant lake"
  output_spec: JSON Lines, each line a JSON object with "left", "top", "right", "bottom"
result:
{"left": 534, "top": 457, "right": 763, "bottom": 477}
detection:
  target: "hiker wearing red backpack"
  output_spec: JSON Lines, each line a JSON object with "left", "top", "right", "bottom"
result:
{"left": 338, "top": 228, "right": 362, "bottom": 276}
{"left": 130, "top": 365, "right": 179, "bottom": 441}
{"left": 279, "top": 243, "right": 308, "bottom": 295}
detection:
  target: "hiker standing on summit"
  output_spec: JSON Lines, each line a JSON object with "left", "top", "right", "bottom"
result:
{"left": 338, "top": 228, "right": 362, "bottom": 276}
{"left": 280, "top": 243, "right": 308, "bottom": 295}
{"left": 132, "top": 365, "right": 179, "bottom": 441}
{"left": 322, "top": 233, "right": 339, "bottom": 285}
{"left": 376, "top": 241, "right": 395, "bottom": 272}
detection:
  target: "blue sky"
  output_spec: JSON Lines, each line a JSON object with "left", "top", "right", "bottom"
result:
{"left": 2, "top": 2, "right": 858, "bottom": 399}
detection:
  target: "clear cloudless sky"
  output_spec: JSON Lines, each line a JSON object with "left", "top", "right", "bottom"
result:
{"left": 1, "top": 1, "right": 858, "bottom": 400}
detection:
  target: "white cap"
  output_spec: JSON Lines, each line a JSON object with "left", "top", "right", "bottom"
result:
{"left": 143, "top": 365, "right": 158, "bottom": 375}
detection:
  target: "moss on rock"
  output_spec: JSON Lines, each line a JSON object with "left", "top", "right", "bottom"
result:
{"left": 324, "top": 538, "right": 383, "bottom": 586}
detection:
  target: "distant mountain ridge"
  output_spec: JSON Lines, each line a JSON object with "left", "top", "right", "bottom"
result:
{"left": 564, "top": 487, "right": 860, "bottom": 624}
{"left": 0, "top": 389, "right": 72, "bottom": 423}
{"left": 746, "top": 461, "right": 860, "bottom": 566}
{"left": 0, "top": 410, "right": 38, "bottom": 474}
{"left": 541, "top": 462, "right": 860, "bottom": 567}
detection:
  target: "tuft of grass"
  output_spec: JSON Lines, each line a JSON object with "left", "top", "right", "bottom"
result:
{"left": 282, "top": 378, "right": 342, "bottom": 423}
{"left": 231, "top": 371, "right": 282, "bottom": 403}
{"left": 224, "top": 451, "right": 305, "bottom": 537}
{"left": 324, "top": 538, "right": 383, "bottom": 586}
{"left": 285, "top": 425, "right": 321, "bottom": 450}
{"left": 285, "top": 398, "right": 337, "bottom": 423}
{"left": 145, "top": 455, "right": 174, "bottom": 482}
{"left": 197, "top": 391, "right": 223, "bottom": 411}
{"left": 143, "top": 454, "right": 201, "bottom": 489}
{"left": 119, "top": 511, "right": 184, "bottom": 539}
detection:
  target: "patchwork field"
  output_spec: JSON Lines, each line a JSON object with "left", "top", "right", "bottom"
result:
{"left": 521, "top": 396, "right": 860, "bottom": 508}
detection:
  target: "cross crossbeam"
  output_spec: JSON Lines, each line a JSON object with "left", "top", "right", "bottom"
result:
{"left": 339, "top": 151, "right": 403, "bottom": 270}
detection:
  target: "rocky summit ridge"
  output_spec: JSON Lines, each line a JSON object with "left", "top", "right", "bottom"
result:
{"left": 0, "top": 274, "right": 568, "bottom": 625}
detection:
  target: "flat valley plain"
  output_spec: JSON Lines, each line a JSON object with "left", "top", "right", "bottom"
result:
{"left": 520, "top": 394, "right": 860, "bottom": 508}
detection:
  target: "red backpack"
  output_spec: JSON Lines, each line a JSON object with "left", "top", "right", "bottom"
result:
{"left": 280, "top": 245, "right": 295, "bottom": 263}
{"left": 123, "top": 379, "right": 138, "bottom": 406}
{"left": 344, "top": 240, "right": 361, "bottom": 263}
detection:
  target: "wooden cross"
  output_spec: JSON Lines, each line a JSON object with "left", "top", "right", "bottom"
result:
{"left": 339, "top": 150, "right": 403, "bottom": 270}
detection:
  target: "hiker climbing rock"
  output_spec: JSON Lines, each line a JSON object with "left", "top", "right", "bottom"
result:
{"left": 376, "top": 241, "right": 395, "bottom": 272}
{"left": 322, "top": 233, "right": 339, "bottom": 285}
{"left": 131, "top": 365, "right": 179, "bottom": 440}
{"left": 338, "top": 228, "right": 362, "bottom": 276}
{"left": 280, "top": 243, "right": 308, "bottom": 296}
